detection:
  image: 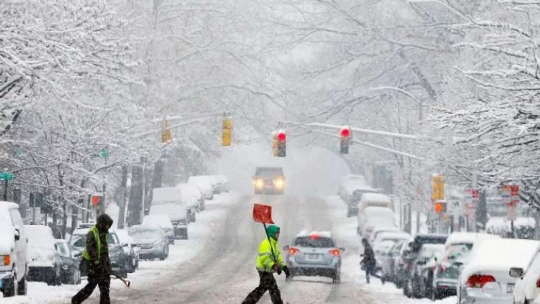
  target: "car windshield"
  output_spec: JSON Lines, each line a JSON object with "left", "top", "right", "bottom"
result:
{"left": 255, "top": 168, "right": 283, "bottom": 177}
{"left": 57, "top": 242, "right": 70, "bottom": 257}
{"left": 71, "top": 232, "right": 117, "bottom": 248}
{"left": 294, "top": 236, "right": 335, "bottom": 248}
{"left": 129, "top": 227, "right": 162, "bottom": 239}
{"left": 445, "top": 244, "right": 472, "bottom": 262}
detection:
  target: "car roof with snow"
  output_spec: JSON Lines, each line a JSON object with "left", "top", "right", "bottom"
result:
{"left": 143, "top": 214, "right": 174, "bottom": 228}
{"left": 376, "top": 231, "right": 411, "bottom": 241}
{"left": 0, "top": 201, "right": 19, "bottom": 210}
{"left": 362, "top": 206, "right": 395, "bottom": 216}
{"left": 460, "top": 239, "right": 540, "bottom": 284}
{"left": 360, "top": 193, "right": 392, "bottom": 203}
{"left": 445, "top": 232, "right": 500, "bottom": 247}
{"left": 295, "top": 230, "right": 332, "bottom": 239}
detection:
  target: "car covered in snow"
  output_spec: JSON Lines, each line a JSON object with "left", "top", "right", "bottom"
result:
{"left": 150, "top": 187, "right": 188, "bottom": 239}
{"left": 128, "top": 225, "right": 169, "bottom": 260}
{"left": 381, "top": 240, "right": 408, "bottom": 286}
{"left": 70, "top": 226, "right": 129, "bottom": 278}
{"left": 177, "top": 183, "right": 205, "bottom": 212}
{"left": 252, "top": 167, "right": 286, "bottom": 195}
{"left": 25, "top": 225, "right": 62, "bottom": 286}
{"left": 0, "top": 201, "right": 28, "bottom": 297}
{"left": 338, "top": 175, "right": 368, "bottom": 202}
{"left": 368, "top": 225, "right": 401, "bottom": 244}
{"left": 458, "top": 239, "right": 540, "bottom": 304}
{"left": 347, "top": 186, "right": 379, "bottom": 217}
{"left": 188, "top": 176, "right": 215, "bottom": 200}
{"left": 358, "top": 193, "right": 394, "bottom": 213}
{"left": 372, "top": 231, "right": 411, "bottom": 268}
{"left": 406, "top": 243, "right": 445, "bottom": 299}
{"left": 357, "top": 206, "right": 397, "bottom": 236}
{"left": 55, "top": 240, "right": 81, "bottom": 285}
{"left": 143, "top": 214, "right": 175, "bottom": 245}
{"left": 511, "top": 247, "right": 540, "bottom": 304}
{"left": 284, "top": 231, "right": 344, "bottom": 284}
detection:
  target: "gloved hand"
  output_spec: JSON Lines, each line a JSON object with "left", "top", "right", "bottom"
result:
{"left": 282, "top": 266, "right": 291, "bottom": 278}
{"left": 273, "top": 263, "right": 282, "bottom": 275}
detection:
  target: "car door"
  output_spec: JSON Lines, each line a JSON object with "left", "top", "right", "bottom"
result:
{"left": 9, "top": 208, "right": 27, "bottom": 278}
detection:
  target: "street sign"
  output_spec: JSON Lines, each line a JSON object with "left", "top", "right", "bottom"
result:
{"left": 0, "top": 173, "right": 14, "bottom": 181}
{"left": 502, "top": 185, "right": 519, "bottom": 221}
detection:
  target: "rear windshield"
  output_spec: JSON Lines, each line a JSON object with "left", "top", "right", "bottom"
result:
{"left": 294, "top": 237, "right": 335, "bottom": 248}
{"left": 437, "top": 264, "right": 461, "bottom": 279}
{"left": 255, "top": 168, "right": 283, "bottom": 177}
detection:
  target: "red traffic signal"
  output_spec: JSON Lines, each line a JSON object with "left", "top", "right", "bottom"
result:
{"left": 340, "top": 128, "right": 350, "bottom": 137}
{"left": 277, "top": 131, "right": 286, "bottom": 142}
{"left": 91, "top": 195, "right": 103, "bottom": 207}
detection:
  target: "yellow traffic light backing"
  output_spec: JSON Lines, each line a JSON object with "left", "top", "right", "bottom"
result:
{"left": 162, "top": 120, "right": 172, "bottom": 144}
{"left": 222, "top": 117, "right": 232, "bottom": 146}
{"left": 432, "top": 174, "right": 445, "bottom": 201}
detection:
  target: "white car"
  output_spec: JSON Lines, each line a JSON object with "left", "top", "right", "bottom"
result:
{"left": 372, "top": 232, "right": 411, "bottom": 268}
{"left": 143, "top": 214, "right": 175, "bottom": 244}
{"left": 368, "top": 226, "right": 400, "bottom": 244}
{"left": 358, "top": 206, "right": 397, "bottom": 235}
{"left": 25, "top": 225, "right": 62, "bottom": 286}
{"left": 0, "top": 202, "right": 28, "bottom": 297}
{"left": 458, "top": 239, "right": 540, "bottom": 304}
{"left": 177, "top": 183, "right": 205, "bottom": 212}
{"left": 512, "top": 248, "right": 540, "bottom": 304}
{"left": 188, "top": 177, "right": 214, "bottom": 201}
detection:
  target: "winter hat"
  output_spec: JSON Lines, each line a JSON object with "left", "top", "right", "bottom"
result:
{"left": 266, "top": 225, "right": 280, "bottom": 239}
{"left": 97, "top": 214, "right": 114, "bottom": 232}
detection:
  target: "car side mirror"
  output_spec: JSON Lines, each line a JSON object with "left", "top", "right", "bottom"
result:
{"left": 509, "top": 267, "right": 524, "bottom": 278}
{"left": 14, "top": 229, "right": 20, "bottom": 241}
{"left": 283, "top": 245, "right": 289, "bottom": 251}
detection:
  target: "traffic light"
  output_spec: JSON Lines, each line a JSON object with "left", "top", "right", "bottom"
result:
{"left": 277, "top": 130, "right": 286, "bottom": 157}
{"left": 432, "top": 174, "right": 445, "bottom": 200}
{"left": 435, "top": 201, "right": 447, "bottom": 214}
{"left": 340, "top": 127, "right": 351, "bottom": 154}
{"left": 222, "top": 116, "right": 232, "bottom": 146}
{"left": 161, "top": 120, "right": 172, "bottom": 144}
{"left": 91, "top": 195, "right": 104, "bottom": 208}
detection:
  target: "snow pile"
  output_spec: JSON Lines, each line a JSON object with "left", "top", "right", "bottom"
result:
{"left": 486, "top": 217, "right": 535, "bottom": 239}
{"left": 445, "top": 232, "right": 500, "bottom": 247}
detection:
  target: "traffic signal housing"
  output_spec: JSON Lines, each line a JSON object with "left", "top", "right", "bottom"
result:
{"left": 91, "top": 195, "right": 104, "bottom": 208}
{"left": 222, "top": 117, "right": 232, "bottom": 146}
{"left": 277, "top": 130, "right": 286, "bottom": 157}
{"left": 435, "top": 201, "right": 447, "bottom": 214}
{"left": 340, "top": 127, "right": 351, "bottom": 154}
{"left": 432, "top": 174, "right": 445, "bottom": 201}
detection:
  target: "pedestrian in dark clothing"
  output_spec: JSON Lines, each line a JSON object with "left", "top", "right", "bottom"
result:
{"left": 360, "top": 238, "right": 384, "bottom": 284}
{"left": 72, "top": 214, "right": 114, "bottom": 304}
{"left": 242, "top": 225, "right": 290, "bottom": 304}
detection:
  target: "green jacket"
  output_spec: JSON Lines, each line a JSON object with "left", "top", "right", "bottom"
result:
{"left": 82, "top": 226, "right": 108, "bottom": 265}
{"left": 255, "top": 237, "right": 285, "bottom": 272}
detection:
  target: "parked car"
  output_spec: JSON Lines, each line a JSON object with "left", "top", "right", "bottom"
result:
{"left": 358, "top": 206, "right": 397, "bottom": 236}
{"left": 347, "top": 186, "right": 378, "bottom": 217}
{"left": 129, "top": 225, "right": 169, "bottom": 260}
{"left": 406, "top": 243, "right": 445, "bottom": 298}
{"left": 284, "top": 231, "right": 344, "bottom": 284}
{"left": 177, "top": 183, "right": 205, "bottom": 212}
{"left": 429, "top": 232, "right": 501, "bottom": 300}
{"left": 395, "top": 240, "right": 415, "bottom": 289}
{"left": 213, "top": 175, "right": 230, "bottom": 193}
{"left": 25, "top": 225, "right": 62, "bottom": 286}
{"left": 0, "top": 201, "right": 28, "bottom": 297}
{"left": 381, "top": 240, "right": 408, "bottom": 285}
{"left": 338, "top": 175, "right": 368, "bottom": 202}
{"left": 374, "top": 240, "right": 399, "bottom": 270}
{"left": 373, "top": 231, "right": 411, "bottom": 268}
{"left": 115, "top": 230, "right": 140, "bottom": 274}
{"left": 458, "top": 239, "right": 540, "bottom": 304}
{"left": 512, "top": 248, "right": 540, "bottom": 304}
{"left": 368, "top": 226, "right": 401, "bottom": 244}
{"left": 252, "top": 167, "right": 286, "bottom": 195}
{"left": 188, "top": 176, "right": 215, "bottom": 200}
{"left": 143, "top": 214, "right": 175, "bottom": 245}
{"left": 150, "top": 187, "right": 188, "bottom": 239}
{"left": 70, "top": 226, "right": 129, "bottom": 278}
{"left": 55, "top": 240, "right": 81, "bottom": 285}
{"left": 358, "top": 193, "right": 394, "bottom": 213}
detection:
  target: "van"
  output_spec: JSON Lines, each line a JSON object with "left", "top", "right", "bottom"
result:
{"left": 347, "top": 187, "right": 379, "bottom": 217}
{"left": 358, "top": 193, "right": 394, "bottom": 213}
{"left": 150, "top": 187, "right": 188, "bottom": 239}
{"left": 0, "top": 201, "right": 28, "bottom": 297}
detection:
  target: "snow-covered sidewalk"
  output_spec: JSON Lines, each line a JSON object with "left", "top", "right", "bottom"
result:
{"left": 1, "top": 193, "right": 238, "bottom": 304}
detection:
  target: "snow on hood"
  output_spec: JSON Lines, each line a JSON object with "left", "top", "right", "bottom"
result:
{"left": 460, "top": 239, "right": 540, "bottom": 284}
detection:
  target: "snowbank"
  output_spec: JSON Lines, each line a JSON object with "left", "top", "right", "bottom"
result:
{"left": 445, "top": 232, "right": 500, "bottom": 247}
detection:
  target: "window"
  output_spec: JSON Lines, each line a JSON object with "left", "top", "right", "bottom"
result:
{"left": 294, "top": 237, "right": 335, "bottom": 248}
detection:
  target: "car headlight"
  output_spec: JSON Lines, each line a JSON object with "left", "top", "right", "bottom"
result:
{"left": 255, "top": 179, "right": 264, "bottom": 188}
{"left": 274, "top": 179, "right": 284, "bottom": 189}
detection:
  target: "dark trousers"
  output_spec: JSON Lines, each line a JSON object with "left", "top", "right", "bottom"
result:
{"left": 72, "top": 275, "right": 110, "bottom": 304}
{"left": 242, "top": 271, "right": 283, "bottom": 304}
{"left": 365, "top": 264, "right": 381, "bottom": 282}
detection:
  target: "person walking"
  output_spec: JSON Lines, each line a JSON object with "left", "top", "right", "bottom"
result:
{"left": 242, "top": 225, "right": 290, "bottom": 304}
{"left": 72, "top": 214, "right": 114, "bottom": 304}
{"left": 360, "top": 238, "right": 384, "bottom": 284}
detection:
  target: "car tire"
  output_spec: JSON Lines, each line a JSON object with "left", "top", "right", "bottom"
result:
{"left": 403, "top": 278, "right": 411, "bottom": 297}
{"left": 332, "top": 270, "right": 341, "bottom": 284}
{"left": 3, "top": 274, "right": 17, "bottom": 297}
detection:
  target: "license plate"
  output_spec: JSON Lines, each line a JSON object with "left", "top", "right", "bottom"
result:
{"left": 507, "top": 284, "right": 514, "bottom": 293}
{"left": 306, "top": 254, "right": 322, "bottom": 261}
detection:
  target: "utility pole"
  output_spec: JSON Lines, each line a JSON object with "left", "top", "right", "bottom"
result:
{"left": 141, "top": 153, "right": 146, "bottom": 223}
{"left": 471, "top": 144, "right": 478, "bottom": 232}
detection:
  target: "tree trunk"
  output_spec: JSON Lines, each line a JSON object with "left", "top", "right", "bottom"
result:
{"left": 71, "top": 199, "right": 80, "bottom": 235}
{"left": 117, "top": 165, "right": 129, "bottom": 229}
{"left": 127, "top": 165, "right": 143, "bottom": 227}
{"left": 62, "top": 198, "right": 67, "bottom": 238}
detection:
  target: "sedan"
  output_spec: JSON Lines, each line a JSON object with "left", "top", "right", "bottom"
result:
{"left": 129, "top": 225, "right": 169, "bottom": 260}
{"left": 56, "top": 240, "right": 81, "bottom": 285}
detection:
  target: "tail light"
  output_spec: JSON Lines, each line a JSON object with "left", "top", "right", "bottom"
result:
{"left": 2, "top": 255, "right": 10, "bottom": 266}
{"left": 467, "top": 275, "right": 496, "bottom": 288}
{"left": 536, "top": 277, "right": 540, "bottom": 288}
{"left": 329, "top": 249, "right": 341, "bottom": 257}
{"left": 289, "top": 247, "right": 300, "bottom": 256}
